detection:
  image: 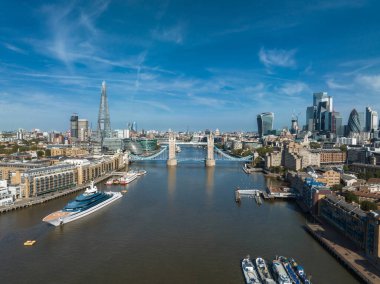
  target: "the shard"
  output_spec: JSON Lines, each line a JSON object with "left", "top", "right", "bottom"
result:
{"left": 97, "top": 81, "right": 111, "bottom": 144}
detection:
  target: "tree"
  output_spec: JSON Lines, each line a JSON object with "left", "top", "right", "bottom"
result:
{"left": 37, "top": 150, "right": 44, "bottom": 158}
{"left": 360, "top": 200, "right": 378, "bottom": 211}
{"left": 45, "top": 149, "right": 51, "bottom": 157}
{"left": 340, "top": 145, "right": 348, "bottom": 152}
{"left": 256, "top": 146, "right": 273, "bottom": 158}
{"left": 345, "top": 191, "right": 359, "bottom": 203}
{"left": 331, "top": 184, "right": 343, "bottom": 192}
{"left": 343, "top": 165, "right": 349, "bottom": 172}
{"left": 309, "top": 142, "right": 321, "bottom": 149}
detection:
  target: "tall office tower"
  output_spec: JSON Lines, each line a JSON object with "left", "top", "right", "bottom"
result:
{"left": 366, "top": 107, "right": 379, "bottom": 132}
{"left": 97, "top": 81, "right": 111, "bottom": 144}
{"left": 315, "top": 92, "right": 333, "bottom": 131}
{"left": 290, "top": 117, "right": 299, "bottom": 134}
{"left": 78, "top": 119, "right": 89, "bottom": 142}
{"left": 306, "top": 106, "right": 316, "bottom": 131}
{"left": 332, "top": 111, "right": 343, "bottom": 137}
{"left": 358, "top": 111, "right": 365, "bottom": 131}
{"left": 347, "top": 109, "right": 361, "bottom": 136}
{"left": 132, "top": 121, "right": 137, "bottom": 132}
{"left": 257, "top": 112, "right": 274, "bottom": 137}
{"left": 306, "top": 92, "right": 333, "bottom": 132}
{"left": 313, "top": 92, "right": 332, "bottom": 111}
{"left": 70, "top": 114, "right": 79, "bottom": 140}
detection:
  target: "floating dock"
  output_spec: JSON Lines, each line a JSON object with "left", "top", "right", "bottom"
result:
{"left": 235, "top": 188, "right": 296, "bottom": 203}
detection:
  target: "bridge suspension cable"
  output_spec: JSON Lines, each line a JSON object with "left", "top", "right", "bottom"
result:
{"left": 129, "top": 146, "right": 168, "bottom": 161}
{"left": 213, "top": 146, "right": 253, "bottom": 161}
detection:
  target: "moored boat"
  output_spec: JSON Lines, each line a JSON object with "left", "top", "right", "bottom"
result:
{"left": 241, "top": 255, "right": 262, "bottom": 284}
{"left": 289, "top": 258, "right": 311, "bottom": 284}
{"left": 272, "top": 260, "right": 291, "bottom": 284}
{"left": 255, "top": 258, "right": 275, "bottom": 284}
{"left": 42, "top": 182, "right": 122, "bottom": 226}
{"left": 278, "top": 256, "right": 301, "bottom": 284}
{"left": 119, "top": 171, "right": 138, "bottom": 185}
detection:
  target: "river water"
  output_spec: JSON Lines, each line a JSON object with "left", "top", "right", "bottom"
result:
{"left": 0, "top": 146, "right": 359, "bottom": 283}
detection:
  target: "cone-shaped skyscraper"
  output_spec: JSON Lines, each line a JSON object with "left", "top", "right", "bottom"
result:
{"left": 347, "top": 109, "right": 361, "bottom": 136}
{"left": 97, "top": 81, "right": 111, "bottom": 144}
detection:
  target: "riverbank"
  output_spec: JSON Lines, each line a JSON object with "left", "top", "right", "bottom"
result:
{"left": 305, "top": 222, "right": 380, "bottom": 284}
{"left": 0, "top": 173, "right": 115, "bottom": 215}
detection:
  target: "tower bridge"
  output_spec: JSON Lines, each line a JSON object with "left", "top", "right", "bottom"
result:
{"left": 129, "top": 133, "right": 252, "bottom": 166}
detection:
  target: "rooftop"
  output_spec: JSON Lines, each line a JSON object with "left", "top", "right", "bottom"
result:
{"left": 325, "top": 194, "right": 367, "bottom": 218}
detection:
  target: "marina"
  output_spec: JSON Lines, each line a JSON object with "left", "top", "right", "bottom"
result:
{"left": 241, "top": 255, "right": 311, "bottom": 284}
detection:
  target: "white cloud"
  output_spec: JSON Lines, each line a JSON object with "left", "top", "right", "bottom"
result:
{"left": 326, "top": 79, "right": 350, "bottom": 90}
{"left": 152, "top": 25, "right": 184, "bottom": 44}
{"left": 355, "top": 74, "right": 380, "bottom": 91}
{"left": 278, "top": 82, "right": 309, "bottom": 96}
{"left": 3, "top": 43, "right": 26, "bottom": 54}
{"left": 187, "top": 93, "right": 225, "bottom": 108}
{"left": 258, "top": 47, "right": 297, "bottom": 68}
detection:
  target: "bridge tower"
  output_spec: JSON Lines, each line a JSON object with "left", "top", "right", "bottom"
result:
{"left": 167, "top": 133, "right": 177, "bottom": 166}
{"left": 205, "top": 133, "right": 216, "bottom": 167}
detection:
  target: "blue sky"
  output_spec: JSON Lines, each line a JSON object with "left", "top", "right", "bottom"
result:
{"left": 1, "top": 0, "right": 380, "bottom": 132}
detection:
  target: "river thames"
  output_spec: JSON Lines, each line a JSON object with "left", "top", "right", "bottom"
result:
{"left": 0, "top": 146, "right": 359, "bottom": 283}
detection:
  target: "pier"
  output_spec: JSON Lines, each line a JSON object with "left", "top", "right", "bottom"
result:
{"left": 234, "top": 188, "right": 296, "bottom": 203}
{"left": 305, "top": 222, "right": 380, "bottom": 284}
{"left": 0, "top": 172, "right": 119, "bottom": 215}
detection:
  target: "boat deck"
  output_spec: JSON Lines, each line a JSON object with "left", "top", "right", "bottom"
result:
{"left": 42, "top": 211, "right": 71, "bottom": 222}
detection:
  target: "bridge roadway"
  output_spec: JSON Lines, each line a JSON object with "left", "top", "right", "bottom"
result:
{"left": 159, "top": 141, "right": 207, "bottom": 145}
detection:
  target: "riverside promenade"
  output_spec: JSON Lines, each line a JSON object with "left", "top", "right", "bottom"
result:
{"left": 306, "top": 222, "right": 380, "bottom": 283}
{"left": 0, "top": 173, "right": 115, "bottom": 215}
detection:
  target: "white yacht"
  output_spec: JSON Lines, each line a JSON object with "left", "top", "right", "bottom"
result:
{"left": 241, "top": 256, "right": 262, "bottom": 284}
{"left": 255, "top": 258, "right": 276, "bottom": 284}
{"left": 272, "top": 260, "right": 291, "bottom": 284}
{"left": 42, "top": 182, "right": 122, "bottom": 226}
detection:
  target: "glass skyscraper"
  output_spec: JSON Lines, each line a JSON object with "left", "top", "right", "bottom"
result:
{"left": 70, "top": 114, "right": 79, "bottom": 139}
{"left": 366, "top": 107, "right": 379, "bottom": 132}
{"left": 306, "top": 92, "right": 333, "bottom": 133}
{"left": 347, "top": 109, "right": 361, "bottom": 135}
{"left": 257, "top": 112, "right": 274, "bottom": 137}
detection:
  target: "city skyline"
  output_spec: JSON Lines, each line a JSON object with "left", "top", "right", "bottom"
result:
{"left": 1, "top": 1, "right": 380, "bottom": 131}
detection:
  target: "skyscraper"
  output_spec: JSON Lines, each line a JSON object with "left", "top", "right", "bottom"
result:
{"left": 257, "top": 112, "right": 274, "bottom": 137}
{"left": 347, "top": 109, "right": 361, "bottom": 136}
{"left": 306, "top": 106, "right": 316, "bottom": 131}
{"left": 132, "top": 121, "right": 137, "bottom": 132}
{"left": 78, "top": 119, "right": 89, "bottom": 142}
{"left": 306, "top": 92, "right": 333, "bottom": 132}
{"left": 70, "top": 114, "right": 78, "bottom": 140}
{"left": 366, "top": 107, "right": 379, "bottom": 132}
{"left": 97, "top": 81, "right": 111, "bottom": 144}
{"left": 358, "top": 111, "right": 365, "bottom": 132}
{"left": 332, "top": 111, "right": 343, "bottom": 137}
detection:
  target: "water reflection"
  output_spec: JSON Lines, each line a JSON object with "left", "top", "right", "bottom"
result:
{"left": 167, "top": 165, "right": 176, "bottom": 199}
{"left": 205, "top": 166, "right": 215, "bottom": 199}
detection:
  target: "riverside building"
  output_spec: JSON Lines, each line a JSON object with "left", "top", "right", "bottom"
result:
{"left": 319, "top": 194, "right": 380, "bottom": 266}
